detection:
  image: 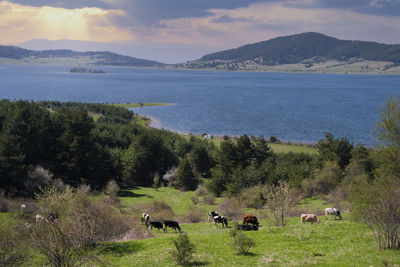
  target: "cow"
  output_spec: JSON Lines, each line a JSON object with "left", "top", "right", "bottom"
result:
{"left": 147, "top": 221, "right": 164, "bottom": 232}
{"left": 236, "top": 224, "right": 258, "bottom": 231}
{"left": 213, "top": 215, "right": 228, "bottom": 228}
{"left": 300, "top": 214, "right": 321, "bottom": 224}
{"left": 208, "top": 211, "right": 219, "bottom": 222}
{"left": 35, "top": 214, "right": 46, "bottom": 222}
{"left": 243, "top": 215, "right": 259, "bottom": 226}
{"left": 142, "top": 213, "right": 150, "bottom": 224}
{"left": 163, "top": 220, "right": 182, "bottom": 233}
{"left": 325, "top": 208, "right": 342, "bottom": 220}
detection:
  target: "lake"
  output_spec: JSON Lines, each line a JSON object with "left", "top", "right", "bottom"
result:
{"left": 1, "top": 64, "right": 399, "bottom": 145}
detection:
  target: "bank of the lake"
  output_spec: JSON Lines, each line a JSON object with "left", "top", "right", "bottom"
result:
{"left": 2, "top": 65, "right": 399, "bottom": 145}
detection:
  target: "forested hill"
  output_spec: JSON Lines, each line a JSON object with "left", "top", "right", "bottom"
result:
{"left": 0, "top": 45, "right": 165, "bottom": 67}
{"left": 200, "top": 32, "right": 400, "bottom": 64}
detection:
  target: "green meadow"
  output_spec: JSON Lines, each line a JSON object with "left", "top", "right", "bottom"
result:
{"left": 102, "top": 187, "right": 400, "bottom": 267}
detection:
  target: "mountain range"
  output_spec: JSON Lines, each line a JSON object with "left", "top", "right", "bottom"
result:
{"left": 2, "top": 32, "right": 400, "bottom": 73}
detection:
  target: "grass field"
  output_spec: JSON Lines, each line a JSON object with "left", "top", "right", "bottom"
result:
{"left": 111, "top": 187, "right": 399, "bottom": 266}
{"left": 2, "top": 187, "right": 399, "bottom": 266}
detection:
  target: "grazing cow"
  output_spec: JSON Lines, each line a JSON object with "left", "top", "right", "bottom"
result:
{"left": 163, "top": 220, "right": 182, "bottom": 233}
{"left": 325, "top": 208, "right": 342, "bottom": 220}
{"left": 213, "top": 216, "right": 228, "bottom": 228}
{"left": 208, "top": 211, "right": 219, "bottom": 222}
{"left": 237, "top": 224, "right": 258, "bottom": 231}
{"left": 243, "top": 215, "right": 259, "bottom": 226}
{"left": 300, "top": 214, "right": 321, "bottom": 224}
{"left": 142, "top": 213, "right": 150, "bottom": 224}
{"left": 35, "top": 214, "right": 47, "bottom": 222}
{"left": 147, "top": 221, "right": 164, "bottom": 232}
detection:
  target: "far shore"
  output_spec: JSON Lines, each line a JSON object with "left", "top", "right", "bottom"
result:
{"left": 114, "top": 102, "right": 318, "bottom": 154}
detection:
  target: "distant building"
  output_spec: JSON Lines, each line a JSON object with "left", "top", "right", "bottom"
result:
{"left": 204, "top": 134, "right": 213, "bottom": 140}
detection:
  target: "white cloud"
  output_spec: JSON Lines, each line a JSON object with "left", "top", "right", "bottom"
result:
{"left": 0, "top": 1, "right": 133, "bottom": 44}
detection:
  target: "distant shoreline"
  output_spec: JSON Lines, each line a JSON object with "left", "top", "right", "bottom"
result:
{"left": 120, "top": 103, "right": 318, "bottom": 151}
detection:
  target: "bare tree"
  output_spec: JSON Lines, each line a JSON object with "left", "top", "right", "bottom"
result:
{"left": 264, "top": 180, "right": 291, "bottom": 227}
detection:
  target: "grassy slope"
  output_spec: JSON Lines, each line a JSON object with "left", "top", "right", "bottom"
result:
{"left": 269, "top": 143, "right": 317, "bottom": 154}
{"left": 105, "top": 187, "right": 399, "bottom": 266}
{"left": 109, "top": 103, "right": 170, "bottom": 109}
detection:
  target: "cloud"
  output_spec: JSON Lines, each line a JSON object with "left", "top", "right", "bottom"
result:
{"left": 301, "top": 0, "right": 400, "bottom": 17}
{"left": 0, "top": 1, "right": 132, "bottom": 44}
{"left": 211, "top": 15, "right": 252, "bottom": 23}
{"left": 146, "top": 1, "right": 400, "bottom": 48}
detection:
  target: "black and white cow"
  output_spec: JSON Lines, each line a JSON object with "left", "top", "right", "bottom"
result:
{"left": 147, "top": 221, "right": 164, "bottom": 232}
{"left": 213, "top": 215, "right": 228, "bottom": 228}
{"left": 237, "top": 224, "right": 259, "bottom": 231}
{"left": 208, "top": 211, "right": 219, "bottom": 222}
{"left": 163, "top": 220, "right": 182, "bottom": 233}
{"left": 142, "top": 213, "right": 150, "bottom": 224}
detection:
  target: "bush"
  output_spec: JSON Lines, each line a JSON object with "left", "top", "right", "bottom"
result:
{"left": 30, "top": 184, "right": 139, "bottom": 266}
{"left": 25, "top": 166, "right": 53, "bottom": 195}
{"left": 191, "top": 185, "right": 215, "bottom": 205}
{"left": 0, "top": 217, "right": 29, "bottom": 266}
{"left": 217, "top": 197, "right": 243, "bottom": 220}
{"left": 0, "top": 195, "right": 9, "bottom": 212}
{"left": 136, "top": 200, "right": 175, "bottom": 221}
{"left": 103, "top": 180, "right": 121, "bottom": 206}
{"left": 179, "top": 206, "right": 205, "bottom": 223}
{"left": 230, "top": 224, "right": 255, "bottom": 255}
{"left": 171, "top": 233, "right": 196, "bottom": 266}
{"left": 350, "top": 176, "right": 400, "bottom": 249}
{"left": 240, "top": 185, "right": 267, "bottom": 209}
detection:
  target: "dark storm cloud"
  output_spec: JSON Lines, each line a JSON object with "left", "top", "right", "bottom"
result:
{"left": 287, "top": 0, "right": 400, "bottom": 17}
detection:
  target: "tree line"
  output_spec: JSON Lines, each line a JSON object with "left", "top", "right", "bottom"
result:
{"left": 0, "top": 99, "right": 389, "bottom": 200}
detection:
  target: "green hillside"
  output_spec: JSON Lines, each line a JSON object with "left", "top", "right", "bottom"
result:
{"left": 0, "top": 45, "right": 165, "bottom": 67}
{"left": 200, "top": 32, "right": 400, "bottom": 64}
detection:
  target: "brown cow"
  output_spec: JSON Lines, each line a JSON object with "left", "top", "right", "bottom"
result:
{"left": 300, "top": 214, "right": 321, "bottom": 224}
{"left": 243, "top": 215, "right": 259, "bottom": 226}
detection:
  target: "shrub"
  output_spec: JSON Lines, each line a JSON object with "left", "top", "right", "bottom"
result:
{"left": 171, "top": 233, "right": 196, "bottom": 266}
{"left": 269, "top": 136, "right": 278, "bottom": 143}
{"left": 103, "top": 180, "right": 121, "bottom": 206}
{"left": 0, "top": 217, "right": 29, "bottom": 266}
{"left": 191, "top": 185, "right": 215, "bottom": 205}
{"left": 25, "top": 166, "right": 53, "bottom": 195}
{"left": 217, "top": 197, "right": 243, "bottom": 220}
{"left": 179, "top": 206, "right": 205, "bottom": 223}
{"left": 240, "top": 185, "right": 267, "bottom": 209}
{"left": 0, "top": 195, "right": 9, "bottom": 212}
{"left": 350, "top": 176, "right": 400, "bottom": 249}
{"left": 136, "top": 200, "right": 175, "bottom": 221}
{"left": 230, "top": 224, "right": 255, "bottom": 255}
{"left": 30, "top": 184, "right": 139, "bottom": 266}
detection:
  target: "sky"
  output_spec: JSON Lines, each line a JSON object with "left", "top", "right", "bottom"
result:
{"left": 1, "top": 0, "right": 400, "bottom": 63}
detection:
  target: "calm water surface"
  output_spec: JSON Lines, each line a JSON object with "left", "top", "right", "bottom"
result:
{"left": 1, "top": 64, "right": 399, "bottom": 145}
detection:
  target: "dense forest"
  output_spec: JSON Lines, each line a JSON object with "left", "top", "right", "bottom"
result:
{"left": 0, "top": 99, "right": 379, "bottom": 199}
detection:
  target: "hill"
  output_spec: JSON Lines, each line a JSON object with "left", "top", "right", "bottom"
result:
{"left": 177, "top": 32, "right": 400, "bottom": 73}
{"left": 0, "top": 45, "right": 165, "bottom": 67}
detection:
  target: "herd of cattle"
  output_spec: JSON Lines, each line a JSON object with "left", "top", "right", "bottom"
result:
{"left": 142, "top": 208, "right": 343, "bottom": 233}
